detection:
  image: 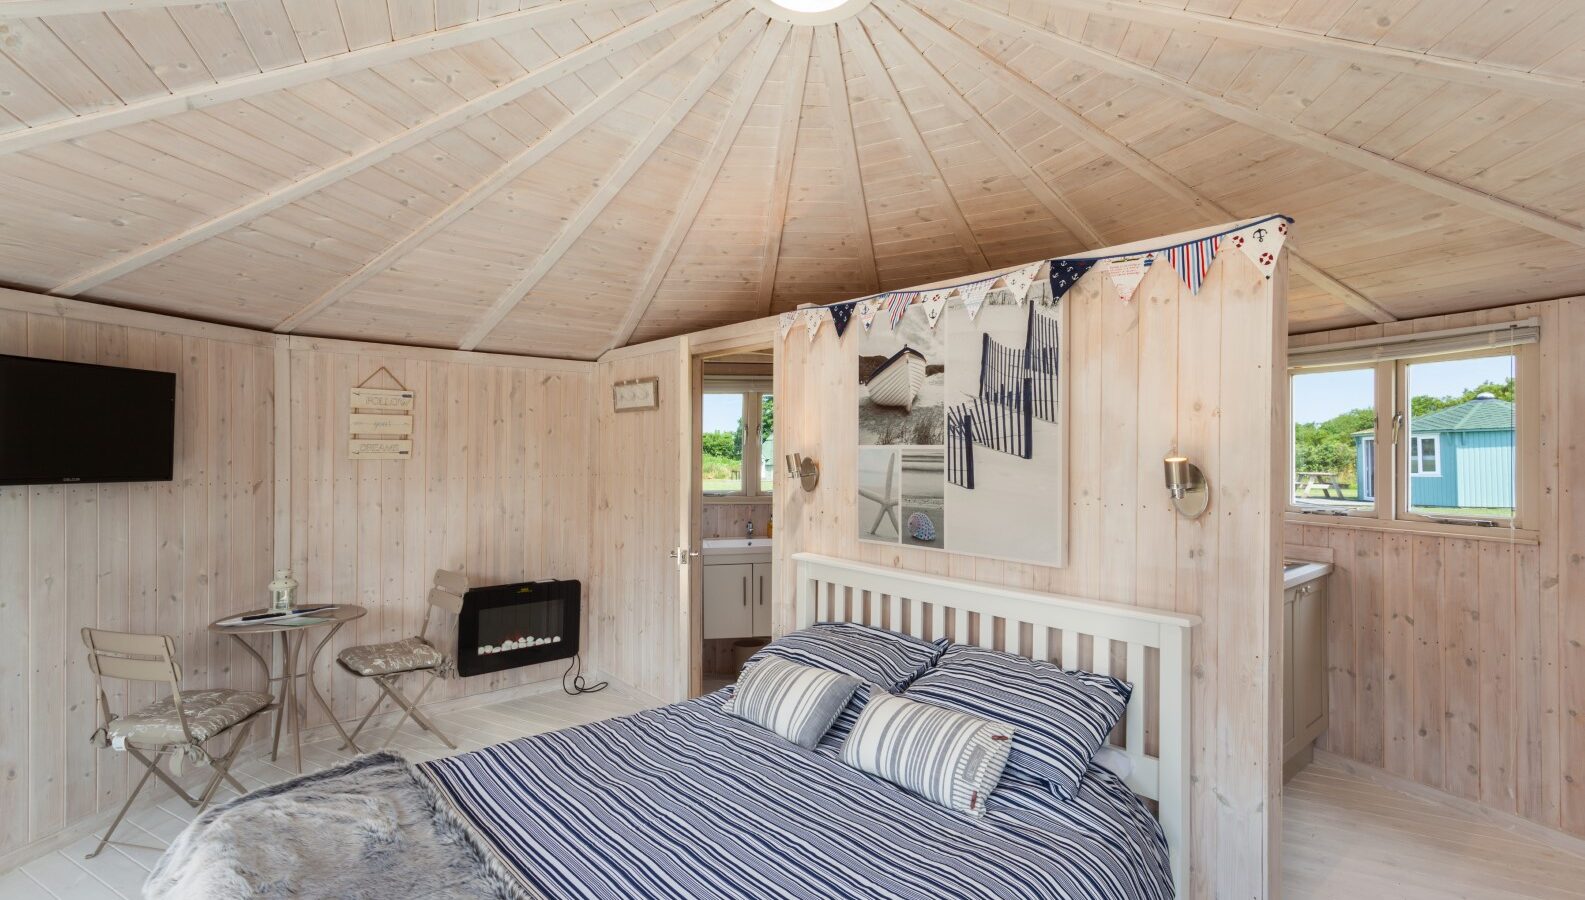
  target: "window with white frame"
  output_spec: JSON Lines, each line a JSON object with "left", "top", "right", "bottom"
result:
{"left": 702, "top": 379, "right": 774, "bottom": 498}
{"left": 1288, "top": 320, "right": 1535, "bottom": 530}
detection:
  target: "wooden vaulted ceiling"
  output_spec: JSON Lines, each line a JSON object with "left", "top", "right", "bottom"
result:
{"left": 1, "top": 0, "right": 1584, "bottom": 359}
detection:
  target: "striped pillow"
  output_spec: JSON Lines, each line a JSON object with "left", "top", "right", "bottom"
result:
{"left": 840, "top": 693, "right": 1015, "bottom": 817}
{"left": 743, "top": 623, "right": 948, "bottom": 692}
{"left": 722, "top": 657, "right": 861, "bottom": 748}
{"left": 902, "top": 645, "right": 1131, "bottom": 800}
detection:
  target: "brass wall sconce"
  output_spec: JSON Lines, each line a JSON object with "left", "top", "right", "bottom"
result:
{"left": 785, "top": 453, "right": 820, "bottom": 492}
{"left": 1163, "top": 454, "right": 1209, "bottom": 519}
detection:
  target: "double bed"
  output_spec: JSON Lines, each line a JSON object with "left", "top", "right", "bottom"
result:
{"left": 152, "top": 554, "right": 1198, "bottom": 899}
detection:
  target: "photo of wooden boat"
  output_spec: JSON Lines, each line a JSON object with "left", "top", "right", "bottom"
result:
{"left": 865, "top": 346, "right": 927, "bottom": 412}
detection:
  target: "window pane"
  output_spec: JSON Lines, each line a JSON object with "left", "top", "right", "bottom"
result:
{"left": 759, "top": 394, "right": 775, "bottom": 494}
{"left": 1291, "top": 368, "right": 1375, "bottom": 510}
{"left": 1405, "top": 355, "right": 1514, "bottom": 520}
{"left": 702, "top": 393, "right": 744, "bottom": 495}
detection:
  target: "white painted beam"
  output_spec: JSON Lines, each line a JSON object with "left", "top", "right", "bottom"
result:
{"left": 840, "top": 17, "right": 988, "bottom": 270}
{"left": 610, "top": 20, "right": 793, "bottom": 349}
{"left": 50, "top": 0, "right": 723, "bottom": 297}
{"left": 455, "top": 14, "right": 767, "bottom": 351}
{"left": 922, "top": 0, "right": 1585, "bottom": 251}
{"left": 1, "top": 0, "right": 219, "bottom": 15}
{"left": 755, "top": 27, "right": 813, "bottom": 317}
{"left": 0, "top": 0, "right": 637, "bottom": 156}
{"left": 883, "top": 0, "right": 1398, "bottom": 325}
{"left": 276, "top": 3, "right": 748, "bottom": 334}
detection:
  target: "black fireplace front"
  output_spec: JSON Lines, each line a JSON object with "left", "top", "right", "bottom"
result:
{"left": 455, "top": 579, "right": 580, "bottom": 677}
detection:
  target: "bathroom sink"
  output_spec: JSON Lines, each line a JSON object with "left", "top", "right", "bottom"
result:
{"left": 702, "top": 538, "right": 774, "bottom": 551}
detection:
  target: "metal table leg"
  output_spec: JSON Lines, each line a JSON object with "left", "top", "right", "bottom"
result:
{"left": 225, "top": 632, "right": 283, "bottom": 762}
{"left": 305, "top": 621, "right": 360, "bottom": 754}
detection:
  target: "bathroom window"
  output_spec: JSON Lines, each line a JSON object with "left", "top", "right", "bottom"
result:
{"left": 702, "top": 391, "right": 773, "bottom": 497}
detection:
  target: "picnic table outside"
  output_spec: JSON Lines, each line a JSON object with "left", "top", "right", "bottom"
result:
{"left": 1295, "top": 471, "right": 1346, "bottom": 500}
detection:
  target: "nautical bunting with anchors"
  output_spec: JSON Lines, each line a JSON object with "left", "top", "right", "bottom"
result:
{"left": 1164, "top": 235, "right": 1220, "bottom": 294}
{"left": 830, "top": 301, "right": 855, "bottom": 338}
{"left": 1048, "top": 258, "right": 1095, "bottom": 301}
{"left": 1099, "top": 253, "right": 1154, "bottom": 304}
{"left": 777, "top": 311, "right": 798, "bottom": 341}
{"left": 804, "top": 307, "right": 826, "bottom": 342}
{"left": 920, "top": 291, "right": 948, "bottom": 329}
{"left": 996, "top": 263, "right": 1041, "bottom": 305}
{"left": 1226, "top": 219, "right": 1288, "bottom": 279}
{"left": 857, "top": 297, "right": 879, "bottom": 332}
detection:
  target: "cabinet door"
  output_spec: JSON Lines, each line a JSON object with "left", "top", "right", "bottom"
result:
{"left": 1292, "top": 582, "right": 1327, "bottom": 737}
{"left": 703, "top": 563, "right": 753, "bottom": 640}
{"left": 751, "top": 562, "right": 772, "bottom": 636}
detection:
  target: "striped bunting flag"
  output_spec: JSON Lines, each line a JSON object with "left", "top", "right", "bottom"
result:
{"left": 1164, "top": 235, "right": 1220, "bottom": 294}
{"left": 886, "top": 291, "right": 917, "bottom": 330}
{"left": 777, "top": 311, "right": 798, "bottom": 341}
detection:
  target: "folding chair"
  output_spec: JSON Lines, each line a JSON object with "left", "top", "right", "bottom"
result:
{"left": 82, "top": 628, "right": 275, "bottom": 859}
{"left": 337, "top": 569, "right": 466, "bottom": 752}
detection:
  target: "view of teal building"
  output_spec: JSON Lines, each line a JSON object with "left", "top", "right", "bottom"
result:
{"left": 1353, "top": 393, "right": 1514, "bottom": 508}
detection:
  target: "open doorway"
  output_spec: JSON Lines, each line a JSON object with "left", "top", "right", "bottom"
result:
{"left": 688, "top": 346, "right": 775, "bottom": 697}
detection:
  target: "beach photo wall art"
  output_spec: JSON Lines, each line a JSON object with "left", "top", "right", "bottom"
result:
{"left": 854, "top": 275, "right": 1068, "bottom": 568}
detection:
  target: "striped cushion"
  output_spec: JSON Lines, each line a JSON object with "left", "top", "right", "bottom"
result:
{"left": 840, "top": 693, "right": 1014, "bottom": 817}
{"left": 744, "top": 622, "right": 948, "bottom": 692}
{"left": 723, "top": 657, "right": 861, "bottom": 748}
{"left": 902, "top": 645, "right": 1131, "bottom": 800}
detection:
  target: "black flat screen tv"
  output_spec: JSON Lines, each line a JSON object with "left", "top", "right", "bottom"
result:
{"left": 0, "top": 354, "right": 176, "bottom": 486}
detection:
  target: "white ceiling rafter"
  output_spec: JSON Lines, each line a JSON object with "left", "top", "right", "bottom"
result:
{"left": 609, "top": 19, "right": 795, "bottom": 350}
{"left": 862, "top": 6, "right": 1103, "bottom": 248}
{"left": 453, "top": 15, "right": 769, "bottom": 351}
{"left": 0, "top": 0, "right": 637, "bottom": 157}
{"left": 0, "top": 0, "right": 218, "bottom": 15}
{"left": 841, "top": 17, "right": 989, "bottom": 271}
{"left": 755, "top": 27, "right": 814, "bottom": 317}
{"left": 881, "top": 0, "right": 1397, "bottom": 325}
{"left": 1029, "top": 0, "right": 1585, "bottom": 104}
{"left": 814, "top": 23, "right": 881, "bottom": 294}
{"left": 923, "top": 0, "right": 1585, "bottom": 252}
{"left": 48, "top": 0, "right": 724, "bottom": 298}
{"left": 276, "top": 3, "right": 750, "bottom": 335}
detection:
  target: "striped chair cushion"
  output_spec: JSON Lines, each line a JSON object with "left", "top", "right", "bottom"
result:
{"left": 722, "top": 657, "right": 862, "bottom": 749}
{"left": 743, "top": 622, "right": 947, "bottom": 692}
{"left": 902, "top": 645, "right": 1131, "bottom": 800}
{"left": 840, "top": 693, "right": 1015, "bottom": 817}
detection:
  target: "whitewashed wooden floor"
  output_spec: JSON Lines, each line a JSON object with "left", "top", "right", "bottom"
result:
{"left": 1284, "top": 756, "right": 1585, "bottom": 899}
{"left": 0, "top": 687, "right": 653, "bottom": 899}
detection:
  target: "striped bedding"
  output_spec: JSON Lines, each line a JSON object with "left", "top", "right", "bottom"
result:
{"left": 417, "top": 690, "right": 1173, "bottom": 900}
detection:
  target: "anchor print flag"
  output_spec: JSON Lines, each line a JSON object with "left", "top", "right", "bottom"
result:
{"left": 996, "top": 263, "right": 1041, "bottom": 305}
{"left": 777, "top": 311, "right": 798, "bottom": 341}
{"left": 1164, "top": 235, "right": 1220, "bottom": 294}
{"left": 830, "top": 301, "right": 855, "bottom": 338}
{"left": 1226, "top": 219, "right": 1288, "bottom": 279}
{"left": 1099, "top": 253, "right": 1154, "bottom": 304}
{"left": 857, "top": 297, "right": 879, "bottom": 332}
{"left": 957, "top": 282, "right": 992, "bottom": 321}
{"left": 1048, "top": 258, "right": 1095, "bottom": 301}
{"left": 804, "top": 307, "right": 826, "bottom": 342}
{"left": 919, "top": 291, "right": 949, "bottom": 329}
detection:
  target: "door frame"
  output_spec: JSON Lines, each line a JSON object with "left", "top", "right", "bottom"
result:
{"left": 684, "top": 330, "right": 776, "bottom": 698}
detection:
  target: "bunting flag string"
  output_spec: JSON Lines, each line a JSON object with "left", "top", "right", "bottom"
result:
{"left": 1098, "top": 253, "right": 1154, "bottom": 304}
{"left": 886, "top": 291, "right": 917, "bottom": 330}
{"left": 1048, "top": 258, "right": 1094, "bottom": 302}
{"left": 856, "top": 297, "right": 879, "bottom": 332}
{"left": 1226, "top": 219, "right": 1288, "bottom": 279}
{"left": 958, "top": 282, "right": 992, "bottom": 321}
{"left": 777, "top": 311, "right": 797, "bottom": 341}
{"left": 804, "top": 307, "right": 826, "bottom": 342}
{"left": 996, "top": 262, "right": 1041, "bottom": 306}
{"left": 920, "top": 291, "right": 948, "bottom": 329}
{"left": 829, "top": 301, "right": 854, "bottom": 337}
{"left": 1164, "top": 235, "right": 1220, "bottom": 294}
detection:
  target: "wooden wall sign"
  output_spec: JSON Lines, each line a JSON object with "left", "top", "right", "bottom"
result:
{"left": 613, "top": 377, "right": 659, "bottom": 412}
{"left": 350, "top": 368, "right": 414, "bottom": 459}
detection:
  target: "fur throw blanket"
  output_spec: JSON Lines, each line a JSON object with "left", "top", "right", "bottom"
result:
{"left": 146, "top": 752, "right": 530, "bottom": 900}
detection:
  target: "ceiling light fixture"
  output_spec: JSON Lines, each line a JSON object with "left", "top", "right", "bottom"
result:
{"left": 753, "top": 0, "right": 872, "bottom": 25}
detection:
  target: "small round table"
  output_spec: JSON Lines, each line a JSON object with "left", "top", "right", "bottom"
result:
{"left": 207, "top": 605, "right": 366, "bottom": 773}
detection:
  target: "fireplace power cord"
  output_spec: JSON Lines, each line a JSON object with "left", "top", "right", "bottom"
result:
{"left": 563, "top": 653, "right": 608, "bottom": 696}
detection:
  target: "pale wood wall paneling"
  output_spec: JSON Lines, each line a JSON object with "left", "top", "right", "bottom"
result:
{"left": 1287, "top": 298, "right": 1585, "bottom": 840}
{"left": 757, "top": 244, "right": 1287, "bottom": 897}
{"left": 701, "top": 500, "right": 772, "bottom": 537}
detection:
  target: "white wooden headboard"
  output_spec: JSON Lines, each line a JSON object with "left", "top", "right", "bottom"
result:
{"left": 793, "top": 552, "right": 1200, "bottom": 890}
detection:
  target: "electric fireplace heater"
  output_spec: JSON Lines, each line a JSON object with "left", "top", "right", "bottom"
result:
{"left": 456, "top": 579, "right": 580, "bottom": 677}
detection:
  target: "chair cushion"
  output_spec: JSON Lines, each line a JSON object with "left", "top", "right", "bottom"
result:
{"left": 107, "top": 689, "right": 272, "bottom": 747}
{"left": 338, "top": 637, "right": 444, "bottom": 676}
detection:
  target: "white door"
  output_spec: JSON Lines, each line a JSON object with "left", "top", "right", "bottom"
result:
{"left": 702, "top": 563, "right": 752, "bottom": 640}
{"left": 751, "top": 562, "right": 772, "bottom": 636}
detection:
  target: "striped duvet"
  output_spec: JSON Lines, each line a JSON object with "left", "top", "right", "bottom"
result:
{"left": 417, "top": 690, "right": 1173, "bottom": 900}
